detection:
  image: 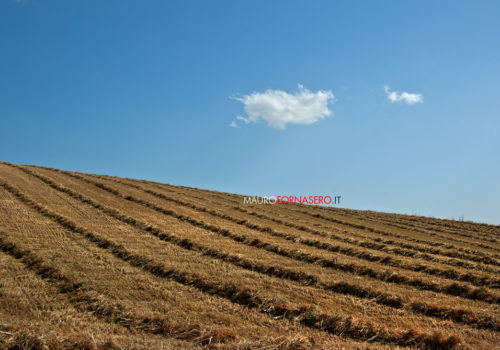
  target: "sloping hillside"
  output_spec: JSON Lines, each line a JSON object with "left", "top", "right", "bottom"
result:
{"left": 0, "top": 161, "right": 499, "bottom": 349}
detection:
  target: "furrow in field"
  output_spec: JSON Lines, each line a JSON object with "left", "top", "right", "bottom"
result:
{"left": 15, "top": 174, "right": 500, "bottom": 331}
{"left": 123, "top": 177, "right": 500, "bottom": 275}
{"left": 21, "top": 165, "right": 500, "bottom": 306}
{"left": 181, "top": 184, "right": 500, "bottom": 240}
{"left": 51, "top": 165, "right": 499, "bottom": 256}
{"left": 1, "top": 178, "right": 355, "bottom": 349}
{"left": 234, "top": 205, "right": 500, "bottom": 273}
{"left": 0, "top": 246, "right": 197, "bottom": 350}
{"left": 356, "top": 211, "right": 498, "bottom": 242}
{"left": 0, "top": 181, "right": 355, "bottom": 347}
{"left": 8, "top": 165, "right": 489, "bottom": 319}
{"left": 308, "top": 203, "right": 500, "bottom": 242}
{"left": 312, "top": 206, "right": 500, "bottom": 249}
{"left": 265, "top": 205, "right": 500, "bottom": 271}
{"left": 0, "top": 183, "right": 465, "bottom": 348}
{"left": 86, "top": 173, "right": 500, "bottom": 289}
{"left": 0, "top": 233, "right": 238, "bottom": 347}
{"left": 339, "top": 207, "right": 500, "bottom": 238}
{"left": 139, "top": 176, "right": 499, "bottom": 257}
{"left": 5, "top": 165, "right": 500, "bottom": 333}
{"left": 280, "top": 203, "right": 500, "bottom": 251}
{"left": 272, "top": 204, "right": 500, "bottom": 265}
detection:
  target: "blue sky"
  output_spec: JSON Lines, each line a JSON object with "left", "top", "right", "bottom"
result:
{"left": 1, "top": 1, "right": 499, "bottom": 224}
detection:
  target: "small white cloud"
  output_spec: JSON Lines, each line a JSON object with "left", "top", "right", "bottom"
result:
{"left": 236, "top": 115, "right": 250, "bottom": 124}
{"left": 229, "top": 121, "right": 239, "bottom": 128}
{"left": 384, "top": 86, "right": 423, "bottom": 105}
{"left": 232, "top": 85, "right": 335, "bottom": 130}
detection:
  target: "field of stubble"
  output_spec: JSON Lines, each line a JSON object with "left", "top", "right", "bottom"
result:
{"left": 0, "top": 161, "right": 499, "bottom": 349}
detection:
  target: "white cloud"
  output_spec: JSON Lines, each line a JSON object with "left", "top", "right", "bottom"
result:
{"left": 229, "top": 121, "right": 239, "bottom": 128}
{"left": 236, "top": 115, "right": 250, "bottom": 124}
{"left": 384, "top": 86, "right": 423, "bottom": 105}
{"left": 231, "top": 85, "right": 335, "bottom": 130}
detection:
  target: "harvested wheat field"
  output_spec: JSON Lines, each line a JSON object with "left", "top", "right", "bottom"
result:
{"left": 0, "top": 161, "right": 499, "bottom": 349}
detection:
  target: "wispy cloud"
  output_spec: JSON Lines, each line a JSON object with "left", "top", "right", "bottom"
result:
{"left": 229, "top": 121, "right": 239, "bottom": 128}
{"left": 231, "top": 85, "right": 335, "bottom": 130}
{"left": 236, "top": 115, "right": 250, "bottom": 124}
{"left": 384, "top": 86, "right": 423, "bottom": 105}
